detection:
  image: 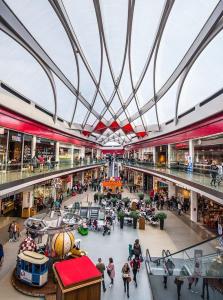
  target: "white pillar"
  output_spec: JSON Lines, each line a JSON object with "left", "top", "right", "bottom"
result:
{"left": 31, "top": 135, "right": 36, "bottom": 157}
{"left": 55, "top": 141, "right": 60, "bottom": 163}
{"left": 190, "top": 190, "right": 198, "bottom": 222}
{"left": 168, "top": 181, "right": 176, "bottom": 198}
{"left": 152, "top": 147, "right": 157, "bottom": 165}
{"left": 71, "top": 145, "right": 74, "bottom": 165}
{"left": 81, "top": 171, "right": 85, "bottom": 184}
{"left": 189, "top": 139, "right": 194, "bottom": 165}
{"left": 91, "top": 148, "right": 94, "bottom": 159}
{"left": 168, "top": 144, "right": 172, "bottom": 168}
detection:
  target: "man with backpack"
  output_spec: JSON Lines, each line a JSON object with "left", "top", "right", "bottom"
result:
{"left": 130, "top": 256, "right": 140, "bottom": 287}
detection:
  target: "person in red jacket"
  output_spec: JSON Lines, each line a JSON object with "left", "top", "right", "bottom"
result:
{"left": 130, "top": 256, "right": 140, "bottom": 287}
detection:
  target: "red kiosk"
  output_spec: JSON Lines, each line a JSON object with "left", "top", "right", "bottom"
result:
{"left": 53, "top": 256, "right": 102, "bottom": 300}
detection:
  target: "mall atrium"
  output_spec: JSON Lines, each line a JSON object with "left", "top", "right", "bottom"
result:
{"left": 0, "top": 1, "right": 223, "bottom": 300}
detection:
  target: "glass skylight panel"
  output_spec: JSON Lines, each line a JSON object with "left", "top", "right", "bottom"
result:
{"left": 157, "top": 78, "right": 180, "bottom": 124}
{"left": 53, "top": 75, "right": 76, "bottom": 122}
{"left": 110, "top": 95, "right": 122, "bottom": 113}
{"left": 126, "top": 98, "right": 139, "bottom": 117}
{"left": 131, "top": 0, "right": 165, "bottom": 84}
{"left": 104, "top": 141, "right": 121, "bottom": 146}
{"left": 156, "top": 0, "right": 218, "bottom": 90}
{"left": 137, "top": 58, "right": 154, "bottom": 108}
{"left": 79, "top": 60, "right": 96, "bottom": 105}
{"left": 93, "top": 94, "right": 106, "bottom": 114}
{"left": 118, "top": 112, "right": 127, "bottom": 122}
{"left": 142, "top": 106, "right": 158, "bottom": 127}
{"left": 86, "top": 113, "right": 97, "bottom": 126}
{"left": 119, "top": 60, "right": 133, "bottom": 101}
{"left": 73, "top": 101, "right": 88, "bottom": 124}
{"left": 100, "top": 0, "right": 129, "bottom": 77}
{"left": 100, "top": 49, "right": 115, "bottom": 99}
{"left": 103, "top": 110, "right": 113, "bottom": 121}
{"left": 63, "top": 0, "right": 101, "bottom": 79}
{"left": 6, "top": 0, "right": 77, "bottom": 85}
{"left": 133, "top": 117, "right": 143, "bottom": 127}
{"left": 0, "top": 32, "right": 54, "bottom": 112}
{"left": 179, "top": 30, "right": 223, "bottom": 115}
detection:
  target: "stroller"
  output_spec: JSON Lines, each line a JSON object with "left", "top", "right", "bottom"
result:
{"left": 147, "top": 215, "right": 159, "bottom": 225}
{"left": 103, "top": 223, "right": 111, "bottom": 236}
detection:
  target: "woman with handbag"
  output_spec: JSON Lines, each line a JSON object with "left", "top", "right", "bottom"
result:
{"left": 107, "top": 257, "right": 115, "bottom": 288}
{"left": 122, "top": 263, "right": 131, "bottom": 298}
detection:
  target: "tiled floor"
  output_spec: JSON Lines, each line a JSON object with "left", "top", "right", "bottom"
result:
{"left": 0, "top": 189, "right": 220, "bottom": 300}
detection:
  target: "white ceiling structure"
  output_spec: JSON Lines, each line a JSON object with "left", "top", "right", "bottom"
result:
{"left": 1, "top": 0, "right": 223, "bottom": 146}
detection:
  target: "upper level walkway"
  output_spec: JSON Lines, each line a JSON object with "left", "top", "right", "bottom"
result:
{"left": 0, "top": 160, "right": 105, "bottom": 197}
{"left": 123, "top": 161, "right": 223, "bottom": 204}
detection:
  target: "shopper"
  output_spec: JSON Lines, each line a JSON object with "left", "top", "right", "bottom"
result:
{"left": 0, "top": 243, "right": 4, "bottom": 267}
{"left": 210, "top": 162, "right": 218, "bottom": 187}
{"left": 133, "top": 239, "right": 142, "bottom": 259}
{"left": 96, "top": 258, "right": 106, "bottom": 292}
{"left": 177, "top": 201, "right": 182, "bottom": 216}
{"left": 122, "top": 263, "right": 131, "bottom": 298}
{"left": 107, "top": 257, "right": 115, "bottom": 288}
{"left": 8, "top": 222, "right": 13, "bottom": 242}
{"left": 174, "top": 277, "right": 184, "bottom": 300}
{"left": 130, "top": 256, "right": 140, "bottom": 287}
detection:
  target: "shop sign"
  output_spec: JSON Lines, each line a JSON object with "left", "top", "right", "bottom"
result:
{"left": 11, "top": 135, "right": 21, "bottom": 142}
{"left": 20, "top": 270, "right": 32, "bottom": 282}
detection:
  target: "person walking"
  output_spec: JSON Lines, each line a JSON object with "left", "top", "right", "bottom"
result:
{"left": 0, "top": 243, "right": 4, "bottom": 267}
{"left": 177, "top": 201, "right": 182, "bottom": 216}
{"left": 107, "top": 257, "right": 115, "bottom": 288}
{"left": 122, "top": 263, "right": 131, "bottom": 298}
{"left": 133, "top": 239, "right": 142, "bottom": 259}
{"left": 130, "top": 256, "right": 140, "bottom": 287}
{"left": 210, "top": 162, "right": 218, "bottom": 187}
{"left": 96, "top": 258, "right": 106, "bottom": 292}
{"left": 174, "top": 277, "right": 184, "bottom": 300}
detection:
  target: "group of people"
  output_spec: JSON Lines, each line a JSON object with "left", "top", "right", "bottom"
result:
{"left": 210, "top": 161, "right": 223, "bottom": 187}
{"left": 30, "top": 154, "right": 57, "bottom": 172}
{"left": 96, "top": 239, "right": 142, "bottom": 298}
{"left": 150, "top": 190, "right": 189, "bottom": 216}
{"left": 8, "top": 221, "right": 20, "bottom": 242}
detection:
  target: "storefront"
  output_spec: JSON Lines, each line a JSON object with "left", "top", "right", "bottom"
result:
{"left": 153, "top": 176, "right": 168, "bottom": 193}
{"left": 198, "top": 195, "right": 223, "bottom": 231}
{"left": 0, "top": 192, "right": 23, "bottom": 217}
{"left": 59, "top": 144, "right": 72, "bottom": 165}
{"left": 7, "top": 131, "right": 23, "bottom": 171}
{"left": 36, "top": 137, "right": 55, "bottom": 158}
{"left": 143, "top": 174, "right": 153, "bottom": 192}
{"left": 0, "top": 127, "right": 8, "bottom": 171}
{"left": 33, "top": 180, "right": 54, "bottom": 211}
{"left": 156, "top": 145, "right": 167, "bottom": 165}
{"left": 133, "top": 171, "right": 143, "bottom": 190}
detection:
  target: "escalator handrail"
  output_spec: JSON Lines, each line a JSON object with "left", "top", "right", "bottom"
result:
{"left": 151, "top": 234, "right": 220, "bottom": 263}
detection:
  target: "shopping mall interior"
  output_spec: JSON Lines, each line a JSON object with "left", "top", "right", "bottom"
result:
{"left": 0, "top": 1, "right": 223, "bottom": 300}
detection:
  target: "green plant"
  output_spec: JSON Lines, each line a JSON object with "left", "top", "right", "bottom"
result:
{"left": 155, "top": 212, "right": 167, "bottom": 221}
{"left": 130, "top": 211, "right": 139, "bottom": 219}
{"left": 138, "top": 192, "right": 144, "bottom": 200}
{"left": 122, "top": 197, "right": 130, "bottom": 203}
{"left": 98, "top": 193, "right": 104, "bottom": 200}
{"left": 111, "top": 197, "right": 118, "bottom": 204}
{"left": 118, "top": 210, "right": 125, "bottom": 219}
{"left": 145, "top": 197, "right": 151, "bottom": 205}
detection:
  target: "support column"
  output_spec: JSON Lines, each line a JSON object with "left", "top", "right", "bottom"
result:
{"left": 168, "top": 181, "right": 176, "bottom": 198}
{"left": 189, "top": 139, "right": 195, "bottom": 165}
{"left": 71, "top": 145, "right": 74, "bottom": 166}
{"left": 168, "top": 144, "right": 173, "bottom": 168}
{"left": 81, "top": 171, "right": 85, "bottom": 184}
{"left": 31, "top": 135, "right": 36, "bottom": 157}
{"left": 55, "top": 141, "right": 60, "bottom": 163}
{"left": 152, "top": 147, "right": 157, "bottom": 165}
{"left": 190, "top": 190, "right": 198, "bottom": 222}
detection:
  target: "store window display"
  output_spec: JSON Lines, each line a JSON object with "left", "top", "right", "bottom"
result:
{"left": 59, "top": 146, "right": 72, "bottom": 165}
{"left": 0, "top": 128, "right": 8, "bottom": 171}
{"left": 8, "top": 131, "right": 22, "bottom": 171}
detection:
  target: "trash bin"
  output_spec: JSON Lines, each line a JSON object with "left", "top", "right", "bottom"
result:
{"left": 22, "top": 207, "right": 30, "bottom": 218}
{"left": 30, "top": 207, "right": 37, "bottom": 217}
{"left": 139, "top": 217, "right": 145, "bottom": 230}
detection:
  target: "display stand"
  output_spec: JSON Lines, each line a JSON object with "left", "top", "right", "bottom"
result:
{"left": 53, "top": 256, "right": 101, "bottom": 300}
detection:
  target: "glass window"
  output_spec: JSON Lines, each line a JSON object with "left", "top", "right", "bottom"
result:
{"left": 179, "top": 30, "right": 223, "bottom": 115}
{"left": 23, "top": 134, "right": 32, "bottom": 167}
{"left": 8, "top": 131, "right": 22, "bottom": 171}
{"left": 156, "top": 0, "right": 218, "bottom": 89}
{"left": 0, "top": 128, "right": 8, "bottom": 171}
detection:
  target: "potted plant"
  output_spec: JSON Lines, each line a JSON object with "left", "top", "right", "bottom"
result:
{"left": 144, "top": 197, "right": 151, "bottom": 207}
{"left": 122, "top": 197, "right": 130, "bottom": 207}
{"left": 138, "top": 192, "right": 144, "bottom": 200}
{"left": 118, "top": 211, "right": 125, "bottom": 229}
{"left": 111, "top": 198, "right": 118, "bottom": 206}
{"left": 130, "top": 211, "right": 139, "bottom": 229}
{"left": 156, "top": 212, "right": 167, "bottom": 230}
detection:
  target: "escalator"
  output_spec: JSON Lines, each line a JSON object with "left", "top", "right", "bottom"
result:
{"left": 145, "top": 235, "right": 223, "bottom": 299}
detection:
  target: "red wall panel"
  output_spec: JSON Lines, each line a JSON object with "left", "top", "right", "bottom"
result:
{"left": 0, "top": 106, "right": 98, "bottom": 148}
